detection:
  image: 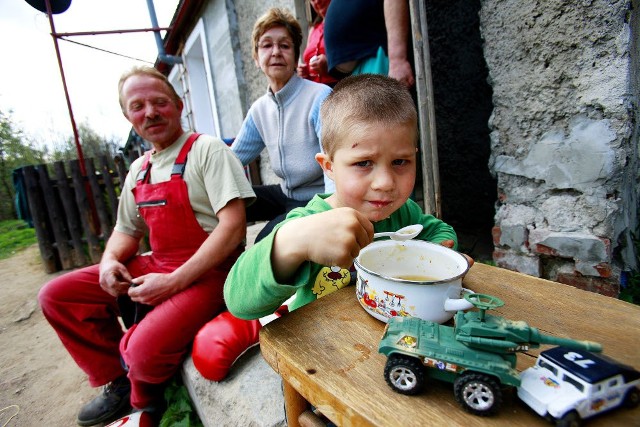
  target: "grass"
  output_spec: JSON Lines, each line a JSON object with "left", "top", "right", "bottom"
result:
{"left": 0, "top": 219, "right": 37, "bottom": 260}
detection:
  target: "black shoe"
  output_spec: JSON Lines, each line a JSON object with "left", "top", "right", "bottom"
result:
{"left": 77, "top": 375, "right": 131, "bottom": 426}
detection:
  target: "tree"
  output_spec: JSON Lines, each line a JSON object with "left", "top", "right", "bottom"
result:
{"left": 0, "top": 110, "right": 46, "bottom": 221}
{"left": 0, "top": 110, "right": 123, "bottom": 222}
{"left": 49, "top": 121, "right": 121, "bottom": 163}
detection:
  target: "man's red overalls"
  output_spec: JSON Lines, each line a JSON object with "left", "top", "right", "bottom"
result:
{"left": 39, "top": 134, "right": 241, "bottom": 409}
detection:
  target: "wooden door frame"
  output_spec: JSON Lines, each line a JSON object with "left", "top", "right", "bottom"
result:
{"left": 409, "top": 0, "right": 441, "bottom": 217}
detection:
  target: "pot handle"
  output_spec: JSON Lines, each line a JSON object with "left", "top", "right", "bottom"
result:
{"left": 444, "top": 288, "right": 475, "bottom": 312}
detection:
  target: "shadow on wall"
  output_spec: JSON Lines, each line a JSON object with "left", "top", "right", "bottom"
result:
{"left": 426, "top": 0, "right": 496, "bottom": 261}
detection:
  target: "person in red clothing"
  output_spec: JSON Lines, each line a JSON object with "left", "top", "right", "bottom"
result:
{"left": 38, "top": 66, "right": 255, "bottom": 426}
{"left": 297, "top": 0, "right": 338, "bottom": 86}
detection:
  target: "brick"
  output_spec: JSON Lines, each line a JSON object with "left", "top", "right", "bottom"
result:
{"left": 492, "top": 226, "right": 501, "bottom": 246}
{"left": 556, "top": 272, "right": 619, "bottom": 298}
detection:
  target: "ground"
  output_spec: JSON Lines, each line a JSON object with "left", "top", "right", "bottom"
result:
{"left": 0, "top": 245, "right": 96, "bottom": 426}
{"left": 0, "top": 223, "right": 265, "bottom": 427}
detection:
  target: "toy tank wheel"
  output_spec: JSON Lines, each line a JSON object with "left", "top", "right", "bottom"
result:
{"left": 453, "top": 372, "right": 502, "bottom": 416}
{"left": 555, "top": 410, "right": 581, "bottom": 427}
{"left": 464, "top": 293, "right": 505, "bottom": 311}
{"left": 623, "top": 387, "right": 640, "bottom": 409}
{"left": 384, "top": 354, "right": 425, "bottom": 395}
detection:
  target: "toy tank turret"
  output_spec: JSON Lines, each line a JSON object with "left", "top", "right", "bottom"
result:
{"left": 454, "top": 294, "right": 602, "bottom": 354}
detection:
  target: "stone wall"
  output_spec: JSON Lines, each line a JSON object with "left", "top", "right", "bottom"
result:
{"left": 479, "top": 0, "right": 639, "bottom": 295}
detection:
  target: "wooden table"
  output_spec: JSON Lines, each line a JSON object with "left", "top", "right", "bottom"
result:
{"left": 259, "top": 263, "right": 640, "bottom": 426}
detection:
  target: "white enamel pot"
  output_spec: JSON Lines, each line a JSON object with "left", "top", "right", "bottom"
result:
{"left": 354, "top": 239, "right": 473, "bottom": 323}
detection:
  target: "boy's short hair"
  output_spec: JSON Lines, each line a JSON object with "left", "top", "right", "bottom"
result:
{"left": 252, "top": 8, "right": 303, "bottom": 62}
{"left": 118, "top": 65, "right": 181, "bottom": 114}
{"left": 320, "top": 74, "right": 418, "bottom": 158}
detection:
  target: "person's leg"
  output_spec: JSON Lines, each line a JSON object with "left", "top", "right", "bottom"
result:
{"left": 38, "top": 265, "right": 126, "bottom": 385}
{"left": 245, "top": 184, "right": 288, "bottom": 223}
{"left": 254, "top": 197, "right": 310, "bottom": 242}
{"left": 38, "top": 265, "right": 130, "bottom": 426}
{"left": 119, "top": 272, "right": 226, "bottom": 410}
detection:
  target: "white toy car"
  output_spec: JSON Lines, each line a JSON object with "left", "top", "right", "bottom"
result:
{"left": 518, "top": 346, "right": 640, "bottom": 426}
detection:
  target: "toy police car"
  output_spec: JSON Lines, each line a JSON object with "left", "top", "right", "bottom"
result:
{"left": 518, "top": 346, "right": 640, "bottom": 426}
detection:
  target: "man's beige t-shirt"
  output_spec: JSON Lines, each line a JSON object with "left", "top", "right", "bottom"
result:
{"left": 114, "top": 132, "right": 255, "bottom": 240}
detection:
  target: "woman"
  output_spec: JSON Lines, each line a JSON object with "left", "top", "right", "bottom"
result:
{"left": 297, "top": 0, "right": 338, "bottom": 86}
{"left": 232, "top": 8, "right": 333, "bottom": 242}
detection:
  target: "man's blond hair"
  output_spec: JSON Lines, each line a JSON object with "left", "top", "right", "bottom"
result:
{"left": 118, "top": 66, "right": 181, "bottom": 114}
{"left": 320, "top": 74, "right": 418, "bottom": 158}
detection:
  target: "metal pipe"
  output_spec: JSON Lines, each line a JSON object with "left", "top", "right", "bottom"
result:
{"left": 146, "top": 0, "right": 182, "bottom": 65}
{"left": 44, "top": 0, "right": 86, "bottom": 175}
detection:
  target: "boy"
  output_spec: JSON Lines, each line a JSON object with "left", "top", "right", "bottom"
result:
{"left": 224, "top": 74, "right": 458, "bottom": 319}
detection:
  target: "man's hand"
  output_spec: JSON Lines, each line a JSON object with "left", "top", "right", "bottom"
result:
{"left": 129, "top": 273, "right": 179, "bottom": 306}
{"left": 99, "top": 259, "right": 133, "bottom": 297}
{"left": 272, "top": 208, "right": 374, "bottom": 282}
{"left": 388, "top": 58, "right": 415, "bottom": 88}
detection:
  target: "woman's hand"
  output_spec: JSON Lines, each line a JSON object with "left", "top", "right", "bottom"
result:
{"left": 309, "top": 54, "right": 329, "bottom": 77}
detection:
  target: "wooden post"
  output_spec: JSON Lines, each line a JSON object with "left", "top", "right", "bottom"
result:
{"left": 85, "top": 158, "right": 113, "bottom": 242}
{"left": 99, "top": 155, "right": 119, "bottom": 221}
{"left": 36, "top": 165, "right": 74, "bottom": 270}
{"left": 409, "top": 0, "right": 441, "bottom": 217}
{"left": 54, "top": 161, "right": 88, "bottom": 267}
{"left": 114, "top": 154, "right": 129, "bottom": 190}
{"left": 21, "top": 166, "right": 57, "bottom": 273}
{"left": 70, "top": 160, "right": 103, "bottom": 264}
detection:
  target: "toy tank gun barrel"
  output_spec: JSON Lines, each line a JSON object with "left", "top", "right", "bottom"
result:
{"left": 455, "top": 325, "right": 603, "bottom": 354}
{"left": 456, "top": 335, "right": 522, "bottom": 350}
{"left": 529, "top": 328, "right": 603, "bottom": 352}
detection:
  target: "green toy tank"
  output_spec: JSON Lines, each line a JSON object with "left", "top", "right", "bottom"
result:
{"left": 378, "top": 294, "right": 602, "bottom": 416}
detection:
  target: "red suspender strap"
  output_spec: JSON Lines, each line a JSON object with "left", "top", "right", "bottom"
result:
{"left": 135, "top": 133, "right": 201, "bottom": 184}
{"left": 136, "top": 151, "right": 153, "bottom": 184}
{"left": 171, "top": 133, "right": 201, "bottom": 178}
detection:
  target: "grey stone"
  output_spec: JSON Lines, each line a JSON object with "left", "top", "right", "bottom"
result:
{"left": 182, "top": 346, "right": 286, "bottom": 427}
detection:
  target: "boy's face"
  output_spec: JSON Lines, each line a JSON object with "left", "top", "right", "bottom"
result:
{"left": 317, "top": 122, "right": 417, "bottom": 222}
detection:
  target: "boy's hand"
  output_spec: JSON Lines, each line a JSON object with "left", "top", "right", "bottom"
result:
{"left": 440, "top": 239, "right": 475, "bottom": 268}
{"left": 272, "top": 208, "right": 374, "bottom": 282}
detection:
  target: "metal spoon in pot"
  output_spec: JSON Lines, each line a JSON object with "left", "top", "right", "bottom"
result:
{"left": 373, "top": 224, "right": 423, "bottom": 241}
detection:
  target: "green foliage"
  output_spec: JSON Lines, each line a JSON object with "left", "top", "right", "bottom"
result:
{"left": 0, "top": 110, "right": 47, "bottom": 221}
{"left": 0, "top": 219, "right": 36, "bottom": 259}
{"left": 49, "top": 121, "right": 121, "bottom": 163}
{"left": 160, "top": 378, "right": 203, "bottom": 427}
{"left": 0, "top": 108, "right": 124, "bottom": 223}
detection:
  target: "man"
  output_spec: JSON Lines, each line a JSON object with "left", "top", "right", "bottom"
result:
{"left": 38, "top": 66, "right": 255, "bottom": 426}
{"left": 324, "top": 0, "right": 415, "bottom": 88}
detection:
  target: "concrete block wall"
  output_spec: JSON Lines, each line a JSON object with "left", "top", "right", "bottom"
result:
{"left": 480, "top": 0, "right": 639, "bottom": 295}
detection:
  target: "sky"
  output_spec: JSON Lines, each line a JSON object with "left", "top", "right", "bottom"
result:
{"left": 0, "top": 0, "right": 180, "bottom": 149}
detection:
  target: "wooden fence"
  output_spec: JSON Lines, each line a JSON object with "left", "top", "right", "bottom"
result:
{"left": 18, "top": 154, "right": 131, "bottom": 273}
{"left": 18, "top": 148, "right": 260, "bottom": 274}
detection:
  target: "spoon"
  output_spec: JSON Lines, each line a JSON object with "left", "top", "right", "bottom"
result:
{"left": 373, "top": 224, "right": 423, "bottom": 241}
{"left": 330, "top": 224, "right": 424, "bottom": 271}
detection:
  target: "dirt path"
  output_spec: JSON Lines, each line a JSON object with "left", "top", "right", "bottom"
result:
{"left": 0, "top": 224, "right": 265, "bottom": 426}
{"left": 0, "top": 245, "right": 95, "bottom": 426}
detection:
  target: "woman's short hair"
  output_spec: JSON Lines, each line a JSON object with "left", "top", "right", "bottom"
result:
{"left": 252, "top": 8, "right": 303, "bottom": 62}
{"left": 321, "top": 74, "right": 418, "bottom": 158}
{"left": 118, "top": 66, "right": 181, "bottom": 114}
